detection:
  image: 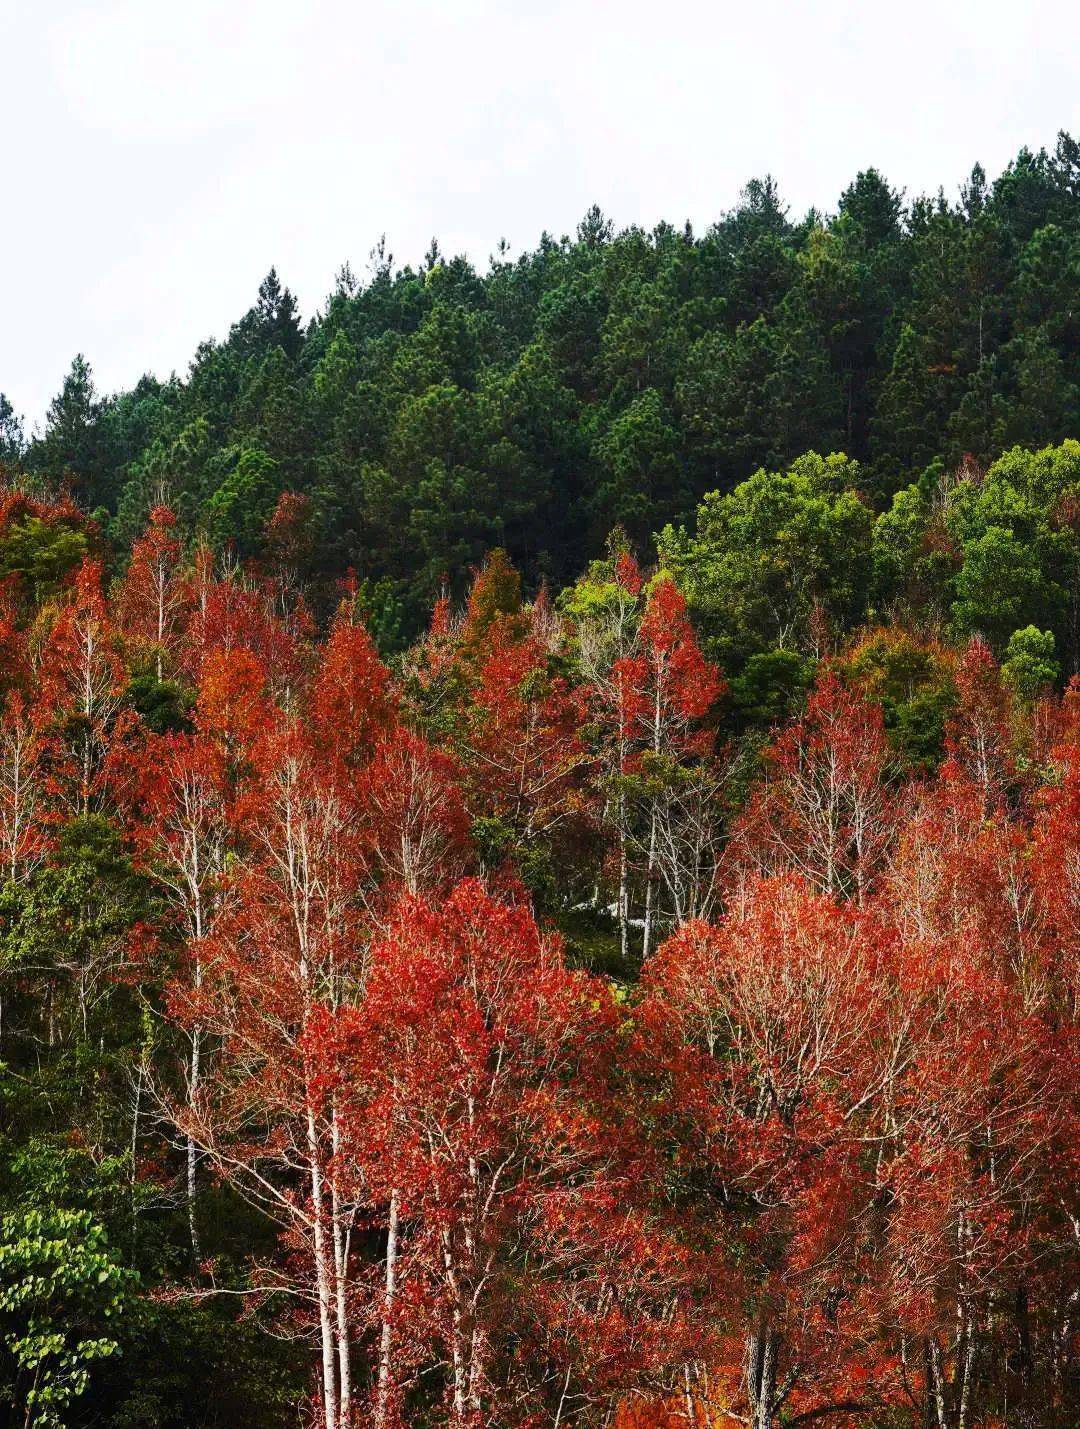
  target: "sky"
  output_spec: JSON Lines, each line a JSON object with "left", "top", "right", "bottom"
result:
{"left": 2, "top": 0, "right": 1077, "bottom": 429}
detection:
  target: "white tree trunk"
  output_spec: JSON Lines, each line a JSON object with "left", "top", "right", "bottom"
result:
{"left": 308, "top": 1107, "right": 339, "bottom": 1429}
{"left": 375, "top": 1188, "right": 400, "bottom": 1427}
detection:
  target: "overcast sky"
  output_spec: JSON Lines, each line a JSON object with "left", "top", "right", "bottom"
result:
{"left": 2, "top": 0, "right": 1077, "bottom": 429}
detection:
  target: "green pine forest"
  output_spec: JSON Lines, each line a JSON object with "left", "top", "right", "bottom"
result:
{"left": 3, "top": 135, "right": 1079, "bottom": 647}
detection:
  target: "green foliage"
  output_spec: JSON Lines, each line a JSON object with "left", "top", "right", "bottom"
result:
{"left": 728, "top": 649, "right": 814, "bottom": 730}
{"left": 0, "top": 395, "right": 24, "bottom": 463}
{"left": 950, "top": 524, "right": 1058, "bottom": 649}
{"left": 843, "top": 631, "right": 958, "bottom": 769}
{"left": 22, "top": 134, "right": 1079, "bottom": 635}
{"left": 205, "top": 445, "right": 280, "bottom": 555}
{"left": 1002, "top": 625, "right": 1060, "bottom": 702}
{"left": 592, "top": 388, "right": 686, "bottom": 541}
{"left": 0, "top": 517, "right": 90, "bottom": 602}
{"left": 100, "top": 1297, "right": 303, "bottom": 1429}
{"left": 3, "top": 143, "right": 1080, "bottom": 1416}
{"left": 353, "top": 577, "right": 407, "bottom": 656}
{"left": 663, "top": 452, "right": 873, "bottom": 667}
{"left": 555, "top": 905, "right": 625, "bottom": 978}
{"left": 0, "top": 1208, "right": 131, "bottom": 1427}
{"left": 946, "top": 440, "right": 1080, "bottom": 659}
{"left": 126, "top": 674, "right": 194, "bottom": 735}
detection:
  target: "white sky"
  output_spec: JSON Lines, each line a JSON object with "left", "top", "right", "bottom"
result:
{"left": 2, "top": 0, "right": 1077, "bottom": 429}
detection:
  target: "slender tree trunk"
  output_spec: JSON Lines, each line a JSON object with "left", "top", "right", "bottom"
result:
{"left": 757, "top": 1332, "right": 777, "bottom": 1429}
{"left": 130, "top": 1057, "right": 144, "bottom": 1259}
{"left": 618, "top": 816, "right": 629, "bottom": 963}
{"left": 616, "top": 731, "right": 630, "bottom": 962}
{"left": 927, "top": 1339, "right": 948, "bottom": 1429}
{"left": 375, "top": 1189, "right": 400, "bottom": 1428}
{"left": 747, "top": 1325, "right": 778, "bottom": 1429}
{"left": 642, "top": 808, "right": 658, "bottom": 962}
{"left": 187, "top": 896, "right": 205, "bottom": 1265}
{"left": 308, "top": 1106, "right": 339, "bottom": 1429}
{"left": 642, "top": 680, "right": 663, "bottom": 963}
{"left": 187, "top": 1016, "right": 202, "bottom": 1263}
{"left": 1014, "top": 1283, "right": 1033, "bottom": 1383}
{"left": 957, "top": 1320, "right": 977, "bottom": 1429}
{"left": 683, "top": 1362, "right": 696, "bottom": 1424}
{"left": 330, "top": 1106, "right": 351, "bottom": 1426}
{"left": 439, "top": 1228, "right": 470, "bottom": 1423}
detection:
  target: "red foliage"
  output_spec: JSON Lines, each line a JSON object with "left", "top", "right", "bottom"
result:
{"left": 464, "top": 626, "right": 593, "bottom": 842}
{"left": 195, "top": 645, "right": 270, "bottom": 749}
{"left": 356, "top": 730, "right": 469, "bottom": 907}
{"left": 264, "top": 489, "right": 315, "bottom": 571}
{"left": 310, "top": 608, "right": 395, "bottom": 761}
{"left": 640, "top": 877, "right": 899, "bottom": 1424}
{"left": 184, "top": 561, "right": 313, "bottom": 698}
{"left": 322, "top": 879, "right": 702, "bottom": 1425}
{"left": 614, "top": 577, "right": 724, "bottom": 745}
{"left": 735, "top": 670, "right": 896, "bottom": 902}
{"left": 35, "top": 558, "right": 128, "bottom": 814}
{"left": 945, "top": 637, "right": 1017, "bottom": 811}
{"left": 0, "top": 514, "right": 1073, "bottom": 1429}
{"left": 116, "top": 504, "right": 187, "bottom": 677}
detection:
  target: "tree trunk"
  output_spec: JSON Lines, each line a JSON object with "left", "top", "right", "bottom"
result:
{"left": 618, "top": 818, "right": 629, "bottom": 963}
{"left": 926, "top": 1338, "right": 948, "bottom": 1429}
{"left": 956, "top": 1321, "right": 977, "bottom": 1429}
{"left": 130, "top": 1057, "right": 144, "bottom": 1259}
{"left": 747, "top": 1325, "right": 778, "bottom": 1429}
{"left": 187, "top": 1021, "right": 202, "bottom": 1264}
{"left": 308, "top": 1106, "right": 339, "bottom": 1429}
{"left": 642, "top": 808, "right": 658, "bottom": 962}
{"left": 375, "top": 1189, "right": 400, "bottom": 1428}
{"left": 330, "top": 1107, "right": 351, "bottom": 1426}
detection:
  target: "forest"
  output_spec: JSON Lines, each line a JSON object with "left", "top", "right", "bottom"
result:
{"left": 0, "top": 134, "right": 1076, "bottom": 1427}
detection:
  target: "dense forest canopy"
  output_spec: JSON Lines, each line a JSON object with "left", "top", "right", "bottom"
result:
{"left": 0, "top": 134, "right": 1077, "bottom": 1429}
{"left": 4, "top": 134, "right": 1080, "bottom": 634}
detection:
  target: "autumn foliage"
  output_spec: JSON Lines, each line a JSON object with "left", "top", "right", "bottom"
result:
{"left": 0, "top": 495, "right": 1075, "bottom": 1428}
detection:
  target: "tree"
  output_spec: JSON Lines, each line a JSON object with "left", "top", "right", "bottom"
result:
{"left": 310, "top": 600, "right": 396, "bottom": 763}
{"left": 735, "top": 670, "right": 897, "bottom": 903}
{"left": 881, "top": 779, "right": 1072, "bottom": 1424}
{"left": 591, "top": 389, "right": 686, "bottom": 543}
{"left": 613, "top": 575, "right": 724, "bottom": 957}
{"left": 639, "top": 879, "right": 897, "bottom": 1428}
{"left": 36, "top": 558, "right": 128, "bottom": 817}
{"left": 357, "top": 729, "right": 469, "bottom": 910}
{"left": 122, "top": 730, "right": 232, "bottom": 1262}
{"left": 323, "top": 879, "right": 694, "bottom": 1426}
{"left": 462, "top": 617, "right": 592, "bottom": 860}
{"left": 663, "top": 453, "right": 874, "bottom": 668}
{"left": 0, "top": 1208, "right": 131, "bottom": 1428}
{"left": 566, "top": 548, "right": 646, "bottom": 959}
{"left": 240, "top": 269, "right": 303, "bottom": 362}
{"left": 944, "top": 637, "right": 1017, "bottom": 814}
{"left": 116, "top": 504, "right": 186, "bottom": 680}
{"left": 173, "top": 710, "right": 369, "bottom": 1429}
{"left": 1002, "top": 625, "right": 1060, "bottom": 702}
{"left": 205, "top": 446, "right": 281, "bottom": 556}
{"left": 0, "top": 394, "right": 24, "bottom": 464}
{"left": 31, "top": 356, "right": 108, "bottom": 505}
{"left": 0, "top": 695, "right": 46, "bottom": 886}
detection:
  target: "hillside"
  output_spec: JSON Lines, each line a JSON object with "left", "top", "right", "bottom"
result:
{"left": 0, "top": 134, "right": 1077, "bottom": 1428}
{"left": 3, "top": 134, "right": 1079, "bottom": 636}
